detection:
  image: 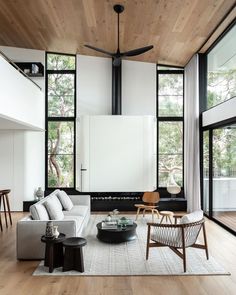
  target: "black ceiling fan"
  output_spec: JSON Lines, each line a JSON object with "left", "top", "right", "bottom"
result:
{"left": 84, "top": 4, "right": 153, "bottom": 67}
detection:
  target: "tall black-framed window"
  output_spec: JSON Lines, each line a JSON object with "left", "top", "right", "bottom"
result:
{"left": 200, "top": 21, "right": 236, "bottom": 235}
{"left": 157, "top": 65, "right": 184, "bottom": 190}
{"left": 45, "top": 52, "right": 76, "bottom": 189}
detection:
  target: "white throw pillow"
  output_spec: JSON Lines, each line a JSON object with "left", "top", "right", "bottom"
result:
{"left": 56, "top": 190, "right": 73, "bottom": 211}
{"left": 180, "top": 210, "right": 203, "bottom": 224}
{"left": 30, "top": 203, "right": 49, "bottom": 220}
{"left": 44, "top": 195, "right": 64, "bottom": 220}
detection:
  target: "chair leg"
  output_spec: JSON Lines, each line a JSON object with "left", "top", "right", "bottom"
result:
{"left": 182, "top": 246, "right": 186, "bottom": 272}
{"left": 202, "top": 223, "right": 209, "bottom": 260}
{"left": 2, "top": 195, "right": 8, "bottom": 228}
{"left": 151, "top": 210, "right": 154, "bottom": 223}
{"left": 168, "top": 216, "right": 172, "bottom": 224}
{"left": 5, "top": 193, "right": 12, "bottom": 226}
{"left": 160, "top": 215, "right": 164, "bottom": 224}
{"left": 135, "top": 207, "right": 141, "bottom": 221}
{"left": 0, "top": 197, "right": 2, "bottom": 231}
{"left": 143, "top": 209, "right": 146, "bottom": 217}
{"left": 146, "top": 225, "right": 151, "bottom": 260}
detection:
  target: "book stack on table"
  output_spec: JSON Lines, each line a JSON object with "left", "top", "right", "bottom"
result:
{"left": 101, "top": 221, "right": 118, "bottom": 229}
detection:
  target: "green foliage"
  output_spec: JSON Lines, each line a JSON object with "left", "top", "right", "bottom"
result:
{"left": 207, "top": 69, "right": 236, "bottom": 109}
{"left": 47, "top": 54, "right": 75, "bottom": 70}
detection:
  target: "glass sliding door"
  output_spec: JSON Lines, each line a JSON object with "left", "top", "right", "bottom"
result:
{"left": 212, "top": 125, "right": 236, "bottom": 232}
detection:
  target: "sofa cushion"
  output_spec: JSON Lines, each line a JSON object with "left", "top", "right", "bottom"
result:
{"left": 44, "top": 195, "right": 64, "bottom": 220}
{"left": 63, "top": 205, "right": 88, "bottom": 217}
{"left": 30, "top": 203, "right": 49, "bottom": 220}
{"left": 63, "top": 215, "right": 84, "bottom": 235}
{"left": 180, "top": 210, "right": 203, "bottom": 224}
{"left": 56, "top": 190, "right": 73, "bottom": 211}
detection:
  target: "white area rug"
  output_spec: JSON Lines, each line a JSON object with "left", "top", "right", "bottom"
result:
{"left": 33, "top": 214, "right": 229, "bottom": 276}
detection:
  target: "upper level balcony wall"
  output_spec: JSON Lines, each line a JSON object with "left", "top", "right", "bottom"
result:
{"left": 0, "top": 54, "right": 44, "bottom": 130}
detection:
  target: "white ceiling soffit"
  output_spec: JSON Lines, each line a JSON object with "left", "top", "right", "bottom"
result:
{"left": 0, "top": 114, "right": 44, "bottom": 131}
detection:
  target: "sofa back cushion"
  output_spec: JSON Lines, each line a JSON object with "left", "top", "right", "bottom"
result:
{"left": 30, "top": 203, "right": 49, "bottom": 220}
{"left": 180, "top": 210, "right": 203, "bottom": 224}
{"left": 44, "top": 195, "right": 64, "bottom": 220}
{"left": 56, "top": 190, "right": 73, "bottom": 211}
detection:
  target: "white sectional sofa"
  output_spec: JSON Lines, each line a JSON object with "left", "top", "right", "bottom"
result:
{"left": 17, "top": 189, "right": 90, "bottom": 260}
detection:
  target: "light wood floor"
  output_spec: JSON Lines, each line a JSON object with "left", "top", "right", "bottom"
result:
{"left": 213, "top": 211, "right": 236, "bottom": 233}
{"left": 0, "top": 213, "right": 236, "bottom": 295}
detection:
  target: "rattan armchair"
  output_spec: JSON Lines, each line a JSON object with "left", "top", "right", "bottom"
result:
{"left": 146, "top": 218, "right": 209, "bottom": 272}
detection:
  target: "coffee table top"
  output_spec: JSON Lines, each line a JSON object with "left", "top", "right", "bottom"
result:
{"left": 41, "top": 233, "right": 66, "bottom": 244}
{"left": 97, "top": 222, "right": 137, "bottom": 232}
{"left": 63, "top": 237, "right": 87, "bottom": 248}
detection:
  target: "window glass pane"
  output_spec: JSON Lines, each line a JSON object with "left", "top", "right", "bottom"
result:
{"left": 159, "top": 122, "right": 183, "bottom": 187}
{"left": 203, "top": 131, "right": 209, "bottom": 215}
{"left": 47, "top": 54, "right": 75, "bottom": 70}
{"left": 48, "top": 155, "right": 74, "bottom": 188}
{"left": 48, "top": 74, "right": 75, "bottom": 117}
{"left": 212, "top": 125, "right": 236, "bottom": 231}
{"left": 48, "top": 121, "right": 74, "bottom": 188}
{"left": 158, "top": 74, "right": 183, "bottom": 116}
{"left": 207, "top": 25, "right": 236, "bottom": 109}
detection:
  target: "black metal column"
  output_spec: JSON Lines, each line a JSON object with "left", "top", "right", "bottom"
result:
{"left": 112, "top": 60, "right": 122, "bottom": 115}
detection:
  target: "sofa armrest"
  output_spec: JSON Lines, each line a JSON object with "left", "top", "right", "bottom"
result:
{"left": 17, "top": 218, "right": 78, "bottom": 260}
{"left": 69, "top": 194, "right": 91, "bottom": 209}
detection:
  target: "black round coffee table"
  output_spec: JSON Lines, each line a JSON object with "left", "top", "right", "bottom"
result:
{"left": 41, "top": 233, "right": 66, "bottom": 273}
{"left": 96, "top": 222, "right": 137, "bottom": 243}
{"left": 63, "top": 237, "right": 87, "bottom": 272}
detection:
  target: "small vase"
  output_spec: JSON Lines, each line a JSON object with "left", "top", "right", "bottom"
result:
{"left": 53, "top": 226, "right": 59, "bottom": 239}
{"left": 35, "top": 187, "right": 44, "bottom": 201}
{"left": 45, "top": 221, "right": 54, "bottom": 238}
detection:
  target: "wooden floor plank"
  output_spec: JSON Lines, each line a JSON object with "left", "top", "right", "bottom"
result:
{"left": 0, "top": 212, "right": 236, "bottom": 295}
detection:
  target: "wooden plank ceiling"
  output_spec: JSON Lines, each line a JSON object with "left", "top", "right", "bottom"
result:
{"left": 0, "top": 0, "right": 235, "bottom": 66}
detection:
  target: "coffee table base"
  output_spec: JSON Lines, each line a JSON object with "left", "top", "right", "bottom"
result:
{"left": 97, "top": 223, "right": 137, "bottom": 243}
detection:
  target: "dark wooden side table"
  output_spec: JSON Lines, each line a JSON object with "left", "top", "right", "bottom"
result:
{"left": 41, "top": 233, "right": 66, "bottom": 273}
{"left": 63, "top": 237, "right": 87, "bottom": 272}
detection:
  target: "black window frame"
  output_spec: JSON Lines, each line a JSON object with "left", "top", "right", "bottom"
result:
{"left": 45, "top": 52, "right": 77, "bottom": 191}
{"left": 156, "top": 65, "right": 185, "bottom": 192}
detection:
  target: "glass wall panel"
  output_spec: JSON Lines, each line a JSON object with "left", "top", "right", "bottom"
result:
{"left": 158, "top": 122, "right": 183, "bottom": 187}
{"left": 48, "top": 121, "right": 74, "bottom": 188}
{"left": 158, "top": 74, "right": 183, "bottom": 117}
{"left": 212, "top": 125, "right": 236, "bottom": 231}
{"left": 207, "top": 25, "right": 236, "bottom": 109}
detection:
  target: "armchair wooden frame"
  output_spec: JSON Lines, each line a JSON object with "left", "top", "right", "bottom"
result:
{"left": 146, "top": 218, "right": 209, "bottom": 272}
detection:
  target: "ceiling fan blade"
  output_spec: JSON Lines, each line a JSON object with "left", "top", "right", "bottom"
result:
{"left": 122, "top": 45, "right": 153, "bottom": 57}
{"left": 113, "top": 57, "right": 121, "bottom": 67}
{"left": 84, "top": 44, "right": 114, "bottom": 56}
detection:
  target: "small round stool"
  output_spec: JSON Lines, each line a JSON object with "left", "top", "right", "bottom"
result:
{"left": 41, "top": 233, "right": 66, "bottom": 273}
{"left": 160, "top": 211, "right": 174, "bottom": 224}
{"left": 63, "top": 237, "right": 87, "bottom": 272}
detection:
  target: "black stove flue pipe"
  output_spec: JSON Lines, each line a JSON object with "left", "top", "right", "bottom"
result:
{"left": 112, "top": 59, "right": 122, "bottom": 115}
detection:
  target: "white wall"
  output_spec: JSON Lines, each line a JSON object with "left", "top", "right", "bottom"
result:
{"left": 0, "top": 131, "right": 44, "bottom": 211}
{"left": 0, "top": 46, "right": 45, "bottom": 210}
{"left": 122, "top": 60, "right": 156, "bottom": 116}
{"left": 0, "top": 46, "right": 45, "bottom": 92}
{"left": 0, "top": 55, "right": 44, "bottom": 130}
{"left": 202, "top": 97, "right": 236, "bottom": 127}
{"left": 77, "top": 55, "right": 157, "bottom": 116}
{"left": 77, "top": 54, "right": 112, "bottom": 115}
